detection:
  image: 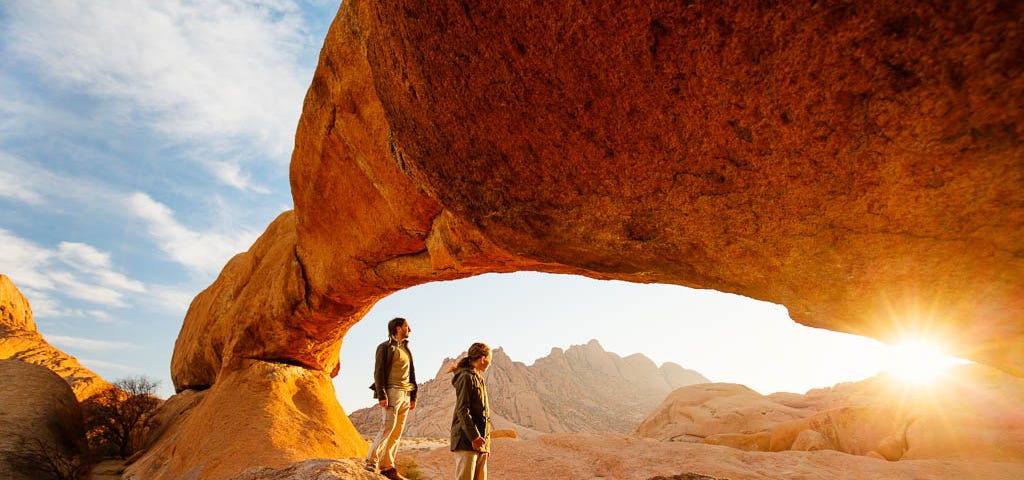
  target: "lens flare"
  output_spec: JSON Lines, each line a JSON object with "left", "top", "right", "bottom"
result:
{"left": 883, "top": 339, "right": 966, "bottom": 385}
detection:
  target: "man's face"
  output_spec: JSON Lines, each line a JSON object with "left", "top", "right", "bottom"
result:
{"left": 396, "top": 322, "right": 411, "bottom": 340}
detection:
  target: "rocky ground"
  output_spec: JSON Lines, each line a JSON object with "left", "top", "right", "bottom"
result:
{"left": 398, "top": 434, "right": 1024, "bottom": 480}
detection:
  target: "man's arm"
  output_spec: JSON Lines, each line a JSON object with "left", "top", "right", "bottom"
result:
{"left": 372, "top": 342, "right": 390, "bottom": 405}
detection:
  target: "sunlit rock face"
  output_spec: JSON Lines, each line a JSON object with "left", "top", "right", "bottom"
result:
{"left": 0, "top": 274, "right": 112, "bottom": 401}
{"left": 143, "top": 0, "right": 1023, "bottom": 477}
{"left": 640, "top": 365, "right": 1024, "bottom": 461}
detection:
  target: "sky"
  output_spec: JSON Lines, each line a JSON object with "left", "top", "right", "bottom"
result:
{"left": 0, "top": 0, "right": 966, "bottom": 411}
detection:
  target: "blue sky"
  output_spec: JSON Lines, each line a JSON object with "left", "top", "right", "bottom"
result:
{"left": 1, "top": 0, "right": 963, "bottom": 411}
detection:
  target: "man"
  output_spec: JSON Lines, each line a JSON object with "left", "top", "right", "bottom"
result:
{"left": 365, "top": 317, "right": 418, "bottom": 480}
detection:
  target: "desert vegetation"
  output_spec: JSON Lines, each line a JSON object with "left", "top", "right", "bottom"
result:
{"left": 0, "top": 375, "right": 160, "bottom": 480}
{"left": 82, "top": 376, "right": 162, "bottom": 459}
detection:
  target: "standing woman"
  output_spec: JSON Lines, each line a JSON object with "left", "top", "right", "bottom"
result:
{"left": 449, "top": 342, "right": 492, "bottom": 480}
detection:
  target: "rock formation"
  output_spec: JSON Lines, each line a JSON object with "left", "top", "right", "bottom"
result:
{"left": 637, "top": 364, "right": 1024, "bottom": 461}
{"left": 132, "top": 0, "right": 1024, "bottom": 477}
{"left": 0, "top": 359, "right": 86, "bottom": 480}
{"left": 634, "top": 383, "right": 814, "bottom": 443}
{"left": 349, "top": 340, "right": 708, "bottom": 437}
{"left": 0, "top": 274, "right": 112, "bottom": 400}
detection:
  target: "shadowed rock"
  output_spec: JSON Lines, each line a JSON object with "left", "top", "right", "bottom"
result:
{"left": 0, "top": 359, "right": 85, "bottom": 480}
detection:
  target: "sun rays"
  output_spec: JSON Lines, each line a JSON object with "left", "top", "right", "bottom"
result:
{"left": 882, "top": 338, "right": 967, "bottom": 386}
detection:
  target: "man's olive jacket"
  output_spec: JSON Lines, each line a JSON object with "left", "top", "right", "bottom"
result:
{"left": 370, "top": 337, "right": 418, "bottom": 403}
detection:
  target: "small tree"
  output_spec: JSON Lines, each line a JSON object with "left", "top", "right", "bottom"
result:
{"left": 83, "top": 376, "right": 161, "bottom": 458}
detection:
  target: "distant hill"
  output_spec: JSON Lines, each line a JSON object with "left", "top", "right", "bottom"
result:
{"left": 0, "top": 273, "right": 113, "bottom": 400}
{"left": 349, "top": 339, "right": 709, "bottom": 438}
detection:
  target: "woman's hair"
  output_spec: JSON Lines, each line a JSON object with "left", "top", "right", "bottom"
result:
{"left": 449, "top": 342, "right": 491, "bottom": 373}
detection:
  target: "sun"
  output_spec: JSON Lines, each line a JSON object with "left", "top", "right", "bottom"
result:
{"left": 882, "top": 338, "right": 965, "bottom": 385}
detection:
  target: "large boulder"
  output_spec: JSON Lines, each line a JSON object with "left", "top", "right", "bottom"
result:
{"left": 124, "top": 359, "right": 360, "bottom": 480}
{"left": 0, "top": 359, "right": 86, "bottom": 480}
{"left": 135, "top": 0, "right": 1024, "bottom": 477}
{"left": 634, "top": 383, "right": 813, "bottom": 442}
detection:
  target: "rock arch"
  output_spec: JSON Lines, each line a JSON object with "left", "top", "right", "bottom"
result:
{"left": 129, "top": 1, "right": 1023, "bottom": 478}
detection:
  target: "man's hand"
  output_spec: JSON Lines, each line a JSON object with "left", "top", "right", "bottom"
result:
{"left": 410, "top": 399, "right": 417, "bottom": 411}
{"left": 471, "top": 436, "right": 486, "bottom": 451}
{"left": 378, "top": 399, "right": 388, "bottom": 408}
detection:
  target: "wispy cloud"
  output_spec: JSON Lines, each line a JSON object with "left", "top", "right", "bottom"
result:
{"left": 148, "top": 285, "right": 200, "bottom": 315}
{"left": 3, "top": 0, "right": 315, "bottom": 190}
{"left": 77, "top": 358, "right": 145, "bottom": 374}
{"left": 0, "top": 229, "right": 146, "bottom": 309}
{"left": 0, "top": 152, "right": 261, "bottom": 280}
{"left": 0, "top": 152, "right": 48, "bottom": 205}
{"left": 48, "top": 334, "right": 140, "bottom": 352}
{"left": 127, "top": 192, "right": 259, "bottom": 276}
{"left": 0, "top": 152, "right": 125, "bottom": 211}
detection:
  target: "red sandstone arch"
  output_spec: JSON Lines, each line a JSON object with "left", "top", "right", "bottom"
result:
{"left": 130, "top": 1, "right": 1023, "bottom": 478}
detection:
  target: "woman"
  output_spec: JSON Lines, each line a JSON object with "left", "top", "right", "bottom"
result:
{"left": 449, "top": 342, "right": 492, "bottom": 480}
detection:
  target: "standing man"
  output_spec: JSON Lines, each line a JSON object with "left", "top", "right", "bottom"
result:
{"left": 365, "top": 317, "right": 418, "bottom": 480}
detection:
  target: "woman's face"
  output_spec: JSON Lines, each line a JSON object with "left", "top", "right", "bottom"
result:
{"left": 473, "top": 352, "right": 492, "bottom": 372}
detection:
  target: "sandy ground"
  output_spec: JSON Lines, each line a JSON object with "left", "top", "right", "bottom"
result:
{"left": 398, "top": 434, "right": 1024, "bottom": 480}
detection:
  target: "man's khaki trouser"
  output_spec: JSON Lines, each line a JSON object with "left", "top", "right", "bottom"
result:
{"left": 366, "top": 388, "right": 411, "bottom": 470}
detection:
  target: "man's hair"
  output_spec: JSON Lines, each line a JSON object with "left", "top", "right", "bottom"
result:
{"left": 387, "top": 317, "right": 407, "bottom": 337}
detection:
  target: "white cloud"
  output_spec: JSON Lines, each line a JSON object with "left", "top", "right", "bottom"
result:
{"left": 48, "top": 334, "right": 139, "bottom": 351}
{"left": 76, "top": 358, "right": 144, "bottom": 374}
{"left": 148, "top": 285, "right": 199, "bottom": 316}
{"left": 4, "top": 0, "right": 314, "bottom": 189}
{"left": 127, "top": 192, "right": 259, "bottom": 276}
{"left": 0, "top": 228, "right": 57, "bottom": 291}
{"left": 208, "top": 159, "right": 272, "bottom": 194}
{"left": 56, "top": 243, "right": 146, "bottom": 293}
{"left": 57, "top": 242, "right": 111, "bottom": 270}
{"left": 0, "top": 172, "right": 44, "bottom": 205}
{"left": 0, "top": 228, "right": 147, "bottom": 309}
{"left": 0, "top": 152, "right": 125, "bottom": 210}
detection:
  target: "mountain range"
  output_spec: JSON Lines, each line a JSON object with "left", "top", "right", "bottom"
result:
{"left": 349, "top": 339, "right": 709, "bottom": 438}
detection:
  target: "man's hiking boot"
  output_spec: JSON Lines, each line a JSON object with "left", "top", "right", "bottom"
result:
{"left": 380, "top": 467, "right": 408, "bottom": 480}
